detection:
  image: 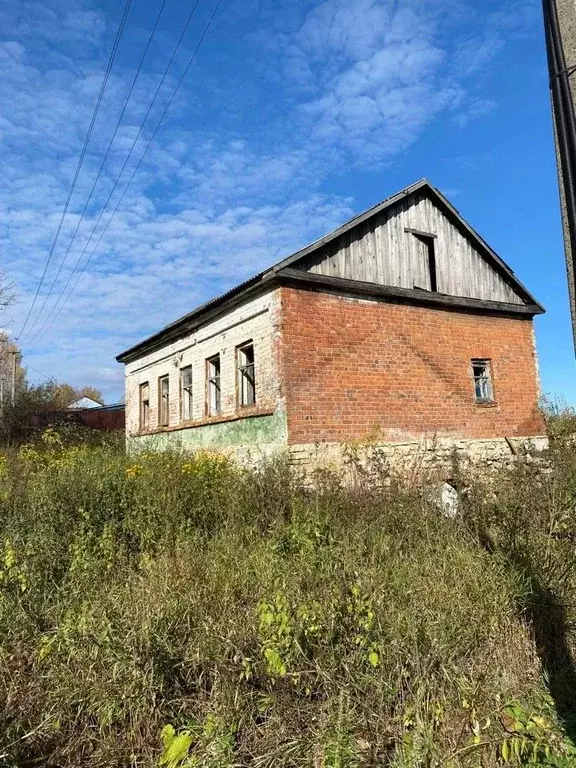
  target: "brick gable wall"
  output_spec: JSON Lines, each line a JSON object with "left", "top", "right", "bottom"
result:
{"left": 279, "top": 286, "right": 545, "bottom": 445}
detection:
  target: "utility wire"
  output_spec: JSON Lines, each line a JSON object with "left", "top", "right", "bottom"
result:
{"left": 27, "top": 0, "right": 224, "bottom": 350}
{"left": 17, "top": 0, "right": 133, "bottom": 342}
{"left": 26, "top": 365, "right": 55, "bottom": 383}
{"left": 20, "top": 0, "right": 170, "bottom": 345}
{"left": 24, "top": 0, "right": 204, "bottom": 348}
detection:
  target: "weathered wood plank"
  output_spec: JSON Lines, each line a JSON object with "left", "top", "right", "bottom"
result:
{"left": 304, "top": 192, "right": 524, "bottom": 305}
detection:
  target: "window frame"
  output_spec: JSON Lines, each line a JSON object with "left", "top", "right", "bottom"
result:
{"left": 158, "top": 374, "right": 170, "bottom": 427}
{"left": 237, "top": 341, "right": 256, "bottom": 408}
{"left": 471, "top": 359, "right": 494, "bottom": 404}
{"left": 406, "top": 228, "right": 438, "bottom": 292}
{"left": 206, "top": 354, "right": 221, "bottom": 416}
{"left": 180, "top": 365, "right": 193, "bottom": 422}
{"left": 139, "top": 382, "right": 150, "bottom": 430}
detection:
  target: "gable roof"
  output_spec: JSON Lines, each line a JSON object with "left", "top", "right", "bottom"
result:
{"left": 66, "top": 396, "right": 103, "bottom": 409}
{"left": 117, "top": 179, "right": 544, "bottom": 364}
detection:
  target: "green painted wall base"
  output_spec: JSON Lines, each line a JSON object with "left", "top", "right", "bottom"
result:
{"left": 127, "top": 411, "right": 288, "bottom": 454}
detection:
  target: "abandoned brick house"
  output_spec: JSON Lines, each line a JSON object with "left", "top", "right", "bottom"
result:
{"left": 116, "top": 179, "right": 546, "bottom": 468}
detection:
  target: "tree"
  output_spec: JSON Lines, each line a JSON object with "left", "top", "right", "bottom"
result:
{"left": 0, "top": 380, "right": 60, "bottom": 444}
{"left": 0, "top": 377, "right": 105, "bottom": 444}
{"left": 49, "top": 384, "right": 104, "bottom": 408}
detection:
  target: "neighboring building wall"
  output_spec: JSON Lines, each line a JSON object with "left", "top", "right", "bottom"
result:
{"left": 280, "top": 286, "right": 545, "bottom": 446}
{"left": 124, "top": 288, "right": 287, "bottom": 455}
{"left": 33, "top": 405, "right": 125, "bottom": 432}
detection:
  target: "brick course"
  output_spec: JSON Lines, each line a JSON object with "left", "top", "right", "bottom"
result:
{"left": 279, "top": 286, "right": 545, "bottom": 445}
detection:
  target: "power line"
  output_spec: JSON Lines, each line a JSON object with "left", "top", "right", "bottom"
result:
{"left": 17, "top": 0, "right": 134, "bottom": 343}
{"left": 27, "top": 0, "right": 224, "bottom": 350}
{"left": 25, "top": 365, "right": 54, "bottom": 383}
{"left": 20, "top": 0, "right": 170, "bottom": 345}
{"left": 24, "top": 0, "right": 204, "bottom": 348}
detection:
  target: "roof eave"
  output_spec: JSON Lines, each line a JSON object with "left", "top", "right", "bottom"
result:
{"left": 116, "top": 271, "right": 276, "bottom": 364}
{"left": 277, "top": 268, "right": 545, "bottom": 317}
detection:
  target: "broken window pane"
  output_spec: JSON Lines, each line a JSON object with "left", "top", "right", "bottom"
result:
{"left": 159, "top": 375, "right": 169, "bottom": 426}
{"left": 237, "top": 343, "right": 255, "bottom": 407}
{"left": 207, "top": 355, "right": 221, "bottom": 416}
{"left": 139, "top": 382, "right": 149, "bottom": 430}
{"left": 471, "top": 360, "right": 494, "bottom": 403}
{"left": 180, "top": 366, "right": 192, "bottom": 421}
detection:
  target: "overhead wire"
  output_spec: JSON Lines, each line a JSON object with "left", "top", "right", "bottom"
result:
{"left": 16, "top": 0, "right": 134, "bottom": 342}
{"left": 25, "top": 0, "right": 205, "bottom": 348}
{"left": 26, "top": 0, "right": 224, "bottom": 350}
{"left": 25, "top": 365, "right": 55, "bottom": 383}
{"left": 20, "top": 0, "right": 170, "bottom": 345}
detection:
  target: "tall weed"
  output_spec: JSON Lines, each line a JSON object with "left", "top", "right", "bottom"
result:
{"left": 0, "top": 435, "right": 574, "bottom": 766}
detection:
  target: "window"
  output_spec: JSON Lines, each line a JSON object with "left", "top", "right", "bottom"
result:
{"left": 406, "top": 229, "right": 437, "bottom": 292}
{"left": 207, "top": 355, "right": 221, "bottom": 416}
{"left": 471, "top": 359, "right": 494, "bottom": 403}
{"left": 139, "top": 382, "right": 150, "bottom": 430}
{"left": 159, "top": 375, "right": 170, "bottom": 426}
{"left": 180, "top": 365, "right": 193, "bottom": 421}
{"left": 237, "top": 342, "right": 255, "bottom": 407}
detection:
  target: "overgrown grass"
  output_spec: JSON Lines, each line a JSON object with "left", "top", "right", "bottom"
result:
{"left": 1, "top": 429, "right": 576, "bottom": 767}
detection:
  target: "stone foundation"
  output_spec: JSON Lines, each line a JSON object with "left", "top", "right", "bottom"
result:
{"left": 287, "top": 436, "right": 550, "bottom": 482}
{"left": 127, "top": 431, "right": 549, "bottom": 481}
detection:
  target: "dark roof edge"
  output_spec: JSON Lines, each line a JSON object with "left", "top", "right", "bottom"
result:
{"left": 118, "top": 267, "right": 544, "bottom": 364}
{"left": 277, "top": 268, "right": 545, "bottom": 317}
{"left": 116, "top": 273, "right": 274, "bottom": 363}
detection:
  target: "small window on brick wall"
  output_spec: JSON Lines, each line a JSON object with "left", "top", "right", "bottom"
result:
{"left": 159, "top": 375, "right": 170, "bottom": 426}
{"left": 207, "top": 355, "right": 221, "bottom": 416}
{"left": 237, "top": 342, "right": 255, "bottom": 407}
{"left": 139, "top": 382, "right": 149, "bottom": 430}
{"left": 471, "top": 359, "right": 494, "bottom": 403}
{"left": 180, "top": 365, "right": 192, "bottom": 421}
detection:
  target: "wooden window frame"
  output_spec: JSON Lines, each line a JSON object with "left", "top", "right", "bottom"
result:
{"left": 471, "top": 359, "right": 495, "bottom": 404}
{"left": 158, "top": 374, "right": 170, "bottom": 427}
{"left": 206, "top": 355, "right": 221, "bottom": 416}
{"left": 139, "top": 382, "right": 150, "bottom": 430}
{"left": 407, "top": 229, "right": 438, "bottom": 292}
{"left": 237, "top": 341, "right": 256, "bottom": 408}
{"left": 180, "top": 365, "right": 193, "bottom": 422}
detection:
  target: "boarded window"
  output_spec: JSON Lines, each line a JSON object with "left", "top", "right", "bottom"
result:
{"left": 139, "top": 382, "right": 149, "bottom": 430}
{"left": 159, "top": 375, "right": 170, "bottom": 426}
{"left": 180, "top": 366, "right": 192, "bottom": 421}
{"left": 237, "top": 342, "right": 255, "bottom": 407}
{"left": 207, "top": 355, "right": 221, "bottom": 416}
{"left": 471, "top": 359, "right": 494, "bottom": 403}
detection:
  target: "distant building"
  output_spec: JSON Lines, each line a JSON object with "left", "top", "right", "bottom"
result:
{"left": 66, "top": 396, "right": 103, "bottom": 410}
{"left": 117, "top": 180, "right": 546, "bottom": 470}
{"left": 34, "top": 403, "right": 125, "bottom": 432}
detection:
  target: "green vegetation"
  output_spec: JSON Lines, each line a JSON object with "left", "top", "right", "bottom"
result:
{"left": 1, "top": 427, "right": 576, "bottom": 766}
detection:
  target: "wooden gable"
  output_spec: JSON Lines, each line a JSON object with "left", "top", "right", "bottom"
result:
{"left": 290, "top": 187, "right": 527, "bottom": 306}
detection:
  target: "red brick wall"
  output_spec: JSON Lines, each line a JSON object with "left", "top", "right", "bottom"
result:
{"left": 279, "top": 286, "right": 545, "bottom": 444}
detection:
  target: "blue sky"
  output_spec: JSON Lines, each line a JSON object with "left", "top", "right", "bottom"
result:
{"left": 0, "top": 0, "right": 573, "bottom": 404}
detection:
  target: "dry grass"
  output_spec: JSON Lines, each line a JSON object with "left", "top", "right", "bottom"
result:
{"left": 0, "top": 427, "right": 575, "bottom": 767}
